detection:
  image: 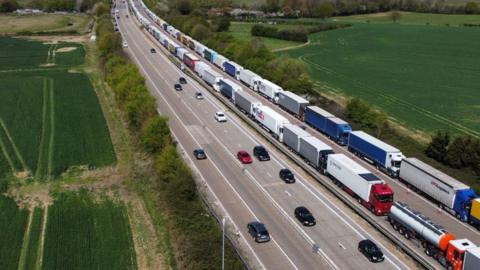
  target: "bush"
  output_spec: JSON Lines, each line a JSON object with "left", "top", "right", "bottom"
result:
{"left": 141, "top": 116, "right": 171, "bottom": 153}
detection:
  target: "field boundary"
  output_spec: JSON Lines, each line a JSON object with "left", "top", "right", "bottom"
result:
{"left": 272, "top": 39, "right": 311, "bottom": 52}
{"left": 0, "top": 125, "right": 16, "bottom": 172}
{"left": 47, "top": 79, "right": 55, "bottom": 180}
{"left": 36, "top": 206, "right": 48, "bottom": 270}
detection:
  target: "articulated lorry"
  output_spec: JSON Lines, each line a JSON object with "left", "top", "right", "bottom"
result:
{"left": 238, "top": 69, "right": 262, "bottom": 91}
{"left": 389, "top": 202, "right": 480, "bottom": 270}
{"left": 348, "top": 131, "right": 404, "bottom": 177}
{"left": 234, "top": 90, "right": 262, "bottom": 116}
{"left": 223, "top": 61, "right": 243, "bottom": 79}
{"left": 399, "top": 158, "right": 479, "bottom": 223}
{"left": 283, "top": 124, "right": 311, "bottom": 153}
{"left": 299, "top": 136, "right": 333, "bottom": 171}
{"left": 326, "top": 154, "right": 394, "bottom": 215}
{"left": 219, "top": 78, "right": 242, "bottom": 102}
{"left": 258, "top": 79, "right": 283, "bottom": 103}
{"left": 324, "top": 117, "right": 352, "bottom": 146}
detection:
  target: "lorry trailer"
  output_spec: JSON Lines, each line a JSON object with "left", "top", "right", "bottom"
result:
{"left": 304, "top": 106, "right": 334, "bottom": 133}
{"left": 399, "top": 158, "right": 479, "bottom": 222}
{"left": 238, "top": 69, "right": 262, "bottom": 91}
{"left": 299, "top": 136, "right": 333, "bottom": 171}
{"left": 324, "top": 117, "right": 352, "bottom": 146}
{"left": 326, "top": 154, "right": 394, "bottom": 215}
{"left": 202, "top": 68, "right": 223, "bottom": 91}
{"left": 194, "top": 61, "right": 209, "bottom": 77}
{"left": 223, "top": 61, "right": 243, "bottom": 79}
{"left": 183, "top": 53, "right": 199, "bottom": 70}
{"left": 213, "top": 55, "right": 228, "bottom": 70}
{"left": 234, "top": 90, "right": 262, "bottom": 116}
{"left": 283, "top": 124, "right": 311, "bottom": 153}
{"left": 254, "top": 105, "right": 290, "bottom": 141}
{"left": 277, "top": 91, "right": 309, "bottom": 119}
{"left": 203, "top": 48, "right": 217, "bottom": 63}
{"left": 219, "top": 78, "right": 242, "bottom": 102}
{"left": 348, "top": 131, "right": 404, "bottom": 177}
{"left": 176, "top": 47, "right": 188, "bottom": 60}
{"left": 258, "top": 79, "right": 283, "bottom": 103}
{"left": 389, "top": 202, "right": 478, "bottom": 270}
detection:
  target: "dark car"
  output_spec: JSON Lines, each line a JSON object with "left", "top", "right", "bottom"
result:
{"left": 179, "top": 77, "right": 187, "bottom": 84}
{"left": 358, "top": 239, "right": 385, "bottom": 263}
{"left": 294, "top": 206, "right": 316, "bottom": 226}
{"left": 279, "top": 168, "right": 295, "bottom": 183}
{"left": 174, "top": 83, "right": 182, "bottom": 91}
{"left": 150, "top": 48, "right": 156, "bottom": 53}
{"left": 253, "top": 145, "right": 270, "bottom": 161}
{"left": 193, "top": 149, "right": 206, "bottom": 159}
{"left": 247, "top": 221, "right": 270, "bottom": 243}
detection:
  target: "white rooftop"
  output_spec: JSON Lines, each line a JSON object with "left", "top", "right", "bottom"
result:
{"left": 404, "top": 158, "right": 470, "bottom": 190}
{"left": 329, "top": 154, "right": 371, "bottom": 175}
{"left": 301, "top": 136, "right": 331, "bottom": 151}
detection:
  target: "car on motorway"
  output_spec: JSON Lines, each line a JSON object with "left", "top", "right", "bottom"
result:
{"left": 237, "top": 150, "right": 252, "bottom": 164}
{"left": 195, "top": 92, "right": 204, "bottom": 100}
{"left": 294, "top": 206, "right": 316, "bottom": 226}
{"left": 174, "top": 83, "right": 182, "bottom": 91}
{"left": 179, "top": 77, "right": 187, "bottom": 84}
{"left": 122, "top": 41, "right": 128, "bottom": 48}
{"left": 253, "top": 145, "right": 270, "bottom": 161}
{"left": 150, "top": 48, "right": 156, "bottom": 53}
{"left": 247, "top": 221, "right": 270, "bottom": 243}
{"left": 214, "top": 111, "right": 227, "bottom": 122}
{"left": 193, "top": 149, "right": 206, "bottom": 159}
{"left": 279, "top": 168, "right": 295, "bottom": 183}
{"left": 358, "top": 239, "right": 384, "bottom": 263}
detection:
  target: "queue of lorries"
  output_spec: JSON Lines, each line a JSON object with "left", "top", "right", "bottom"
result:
{"left": 125, "top": 1, "right": 480, "bottom": 268}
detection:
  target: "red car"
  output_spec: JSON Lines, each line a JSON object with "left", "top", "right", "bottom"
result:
{"left": 237, "top": 150, "right": 252, "bottom": 164}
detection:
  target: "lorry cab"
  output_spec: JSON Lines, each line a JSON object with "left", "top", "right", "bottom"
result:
{"left": 445, "top": 239, "right": 476, "bottom": 270}
{"left": 370, "top": 183, "right": 394, "bottom": 215}
{"left": 453, "top": 189, "right": 478, "bottom": 222}
{"left": 388, "top": 152, "right": 404, "bottom": 177}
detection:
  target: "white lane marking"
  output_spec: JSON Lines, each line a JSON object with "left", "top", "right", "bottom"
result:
{"left": 122, "top": 13, "right": 407, "bottom": 270}
{"left": 119, "top": 23, "right": 297, "bottom": 270}
{"left": 338, "top": 242, "right": 346, "bottom": 250}
{"left": 285, "top": 191, "right": 292, "bottom": 197}
{"left": 267, "top": 172, "right": 272, "bottom": 178}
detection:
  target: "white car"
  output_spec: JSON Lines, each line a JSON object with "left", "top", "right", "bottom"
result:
{"left": 195, "top": 92, "right": 204, "bottom": 100}
{"left": 122, "top": 41, "right": 128, "bottom": 48}
{"left": 215, "top": 111, "right": 227, "bottom": 122}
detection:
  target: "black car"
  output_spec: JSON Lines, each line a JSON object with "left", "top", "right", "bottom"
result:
{"left": 150, "top": 48, "right": 156, "bottom": 53}
{"left": 179, "top": 77, "right": 187, "bottom": 84}
{"left": 247, "top": 221, "right": 270, "bottom": 243}
{"left": 279, "top": 168, "right": 295, "bottom": 183}
{"left": 174, "top": 83, "right": 182, "bottom": 91}
{"left": 193, "top": 149, "right": 206, "bottom": 159}
{"left": 253, "top": 145, "right": 270, "bottom": 161}
{"left": 294, "top": 206, "right": 316, "bottom": 226}
{"left": 358, "top": 239, "right": 385, "bottom": 263}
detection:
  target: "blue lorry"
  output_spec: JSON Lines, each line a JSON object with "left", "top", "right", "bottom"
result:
{"left": 324, "top": 117, "right": 352, "bottom": 145}
{"left": 347, "top": 131, "right": 404, "bottom": 177}
{"left": 223, "top": 61, "right": 243, "bottom": 79}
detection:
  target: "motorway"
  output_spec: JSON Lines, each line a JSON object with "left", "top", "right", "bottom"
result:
{"left": 122, "top": 1, "right": 480, "bottom": 268}
{"left": 116, "top": 2, "right": 411, "bottom": 269}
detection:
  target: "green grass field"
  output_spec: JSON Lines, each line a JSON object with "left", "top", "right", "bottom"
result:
{"left": 335, "top": 12, "right": 480, "bottom": 26}
{"left": 229, "top": 22, "right": 303, "bottom": 50}
{"left": 42, "top": 191, "right": 137, "bottom": 270}
{"left": 279, "top": 21, "right": 480, "bottom": 137}
{"left": 0, "top": 196, "right": 29, "bottom": 270}
{"left": 0, "top": 37, "right": 115, "bottom": 179}
{"left": 0, "top": 14, "right": 90, "bottom": 35}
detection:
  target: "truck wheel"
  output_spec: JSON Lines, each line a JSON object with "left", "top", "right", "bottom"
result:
{"left": 398, "top": 227, "right": 404, "bottom": 235}
{"left": 404, "top": 231, "right": 411, "bottom": 239}
{"left": 393, "top": 223, "right": 398, "bottom": 230}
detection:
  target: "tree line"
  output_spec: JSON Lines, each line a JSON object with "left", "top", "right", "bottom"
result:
{"left": 0, "top": 0, "right": 101, "bottom": 12}
{"left": 251, "top": 23, "right": 351, "bottom": 43}
{"left": 426, "top": 131, "right": 480, "bottom": 176}
{"left": 95, "top": 3, "right": 243, "bottom": 269}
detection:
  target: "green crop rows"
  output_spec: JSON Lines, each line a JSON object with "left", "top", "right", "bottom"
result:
{"left": 0, "top": 196, "right": 29, "bottom": 270}
{"left": 42, "top": 191, "right": 137, "bottom": 270}
{"left": 0, "top": 37, "right": 115, "bottom": 179}
{"left": 279, "top": 22, "right": 480, "bottom": 136}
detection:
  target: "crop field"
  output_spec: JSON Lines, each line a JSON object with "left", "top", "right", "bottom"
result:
{"left": 0, "top": 14, "right": 90, "bottom": 35}
{"left": 335, "top": 12, "right": 480, "bottom": 26}
{"left": 229, "top": 22, "right": 303, "bottom": 51}
{"left": 23, "top": 208, "right": 44, "bottom": 270}
{"left": 0, "top": 37, "right": 115, "bottom": 179}
{"left": 280, "top": 22, "right": 480, "bottom": 137}
{"left": 42, "top": 191, "right": 137, "bottom": 270}
{"left": 0, "top": 196, "right": 29, "bottom": 270}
